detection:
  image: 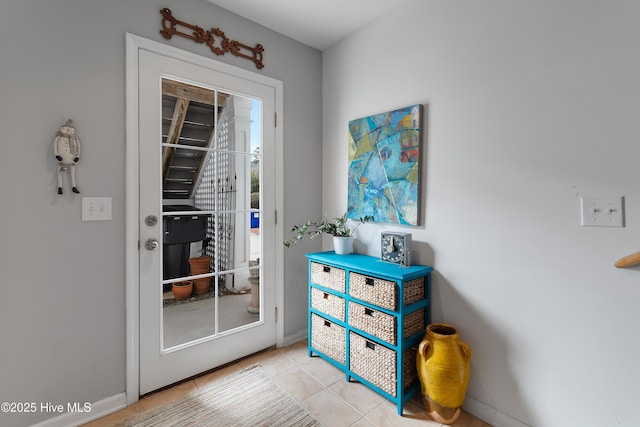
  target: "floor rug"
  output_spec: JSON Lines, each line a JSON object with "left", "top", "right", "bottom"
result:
{"left": 119, "top": 365, "right": 321, "bottom": 427}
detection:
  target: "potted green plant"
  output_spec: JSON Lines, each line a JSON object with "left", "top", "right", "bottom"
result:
{"left": 284, "top": 212, "right": 373, "bottom": 254}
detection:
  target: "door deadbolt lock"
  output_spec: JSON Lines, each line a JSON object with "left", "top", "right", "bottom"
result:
{"left": 145, "top": 238, "right": 159, "bottom": 251}
{"left": 145, "top": 215, "right": 158, "bottom": 226}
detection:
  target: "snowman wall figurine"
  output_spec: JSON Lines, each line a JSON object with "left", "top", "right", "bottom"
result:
{"left": 54, "top": 119, "right": 81, "bottom": 194}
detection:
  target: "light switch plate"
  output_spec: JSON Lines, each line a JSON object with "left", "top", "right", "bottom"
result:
{"left": 580, "top": 196, "right": 624, "bottom": 227}
{"left": 82, "top": 197, "right": 112, "bottom": 221}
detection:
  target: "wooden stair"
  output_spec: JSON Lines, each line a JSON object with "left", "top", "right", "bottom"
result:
{"left": 161, "top": 79, "right": 228, "bottom": 200}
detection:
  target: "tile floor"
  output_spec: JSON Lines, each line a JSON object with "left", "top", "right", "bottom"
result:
{"left": 83, "top": 340, "right": 491, "bottom": 427}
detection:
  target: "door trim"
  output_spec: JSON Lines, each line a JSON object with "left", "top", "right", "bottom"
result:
{"left": 125, "top": 33, "right": 284, "bottom": 405}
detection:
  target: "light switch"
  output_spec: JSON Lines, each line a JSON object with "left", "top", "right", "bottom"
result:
{"left": 580, "top": 196, "right": 624, "bottom": 227}
{"left": 82, "top": 197, "right": 112, "bottom": 221}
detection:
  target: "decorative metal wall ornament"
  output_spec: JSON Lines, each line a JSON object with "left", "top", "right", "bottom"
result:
{"left": 160, "top": 8, "right": 264, "bottom": 69}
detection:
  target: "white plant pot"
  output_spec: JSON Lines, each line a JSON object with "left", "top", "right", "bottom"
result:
{"left": 333, "top": 236, "right": 354, "bottom": 255}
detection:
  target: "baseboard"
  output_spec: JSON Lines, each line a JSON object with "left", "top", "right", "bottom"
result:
{"left": 282, "top": 328, "right": 307, "bottom": 347}
{"left": 463, "top": 396, "right": 531, "bottom": 427}
{"left": 30, "top": 393, "right": 127, "bottom": 427}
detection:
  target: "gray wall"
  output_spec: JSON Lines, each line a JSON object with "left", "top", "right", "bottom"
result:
{"left": 0, "top": 1, "right": 321, "bottom": 426}
{"left": 323, "top": 1, "right": 640, "bottom": 426}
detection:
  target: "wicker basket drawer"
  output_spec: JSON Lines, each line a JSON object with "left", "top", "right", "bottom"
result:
{"left": 310, "top": 262, "right": 346, "bottom": 293}
{"left": 311, "top": 287, "right": 345, "bottom": 322}
{"left": 348, "top": 301, "right": 425, "bottom": 345}
{"left": 348, "top": 301, "right": 396, "bottom": 344}
{"left": 349, "top": 332, "right": 418, "bottom": 397}
{"left": 349, "top": 273, "right": 425, "bottom": 310}
{"left": 311, "top": 313, "right": 346, "bottom": 365}
{"left": 403, "top": 277, "right": 426, "bottom": 306}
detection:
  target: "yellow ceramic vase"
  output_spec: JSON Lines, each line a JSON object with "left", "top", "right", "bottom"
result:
{"left": 416, "top": 324, "right": 472, "bottom": 424}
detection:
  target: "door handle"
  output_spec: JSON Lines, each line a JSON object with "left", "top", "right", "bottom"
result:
{"left": 145, "top": 238, "right": 159, "bottom": 251}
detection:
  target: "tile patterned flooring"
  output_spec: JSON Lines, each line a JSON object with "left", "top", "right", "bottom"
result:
{"left": 83, "top": 340, "right": 491, "bottom": 427}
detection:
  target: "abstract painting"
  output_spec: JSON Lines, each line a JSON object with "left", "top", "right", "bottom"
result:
{"left": 347, "top": 104, "right": 422, "bottom": 225}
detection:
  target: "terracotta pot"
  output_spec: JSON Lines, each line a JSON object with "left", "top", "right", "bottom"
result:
{"left": 193, "top": 277, "right": 210, "bottom": 295}
{"left": 189, "top": 256, "right": 211, "bottom": 295}
{"left": 416, "top": 324, "right": 472, "bottom": 424}
{"left": 189, "top": 256, "right": 212, "bottom": 274}
{"left": 172, "top": 281, "right": 193, "bottom": 301}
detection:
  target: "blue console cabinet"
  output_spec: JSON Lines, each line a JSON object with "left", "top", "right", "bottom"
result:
{"left": 306, "top": 251, "right": 432, "bottom": 415}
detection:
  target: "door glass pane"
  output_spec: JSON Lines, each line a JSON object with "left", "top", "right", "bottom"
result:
{"left": 215, "top": 211, "right": 261, "bottom": 333}
{"left": 160, "top": 78, "right": 262, "bottom": 350}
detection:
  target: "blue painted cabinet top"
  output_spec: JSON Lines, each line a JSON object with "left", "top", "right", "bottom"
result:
{"left": 306, "top": 251, "right": 432, "bottom": 282}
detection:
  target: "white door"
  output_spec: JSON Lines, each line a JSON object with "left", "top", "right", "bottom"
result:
{"left": 132, "top": 39, "right": 280, "bottom": 394}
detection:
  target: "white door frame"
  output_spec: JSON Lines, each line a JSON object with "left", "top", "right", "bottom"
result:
{"left": 125, "top": 33, "right": 284, "bottom": 404}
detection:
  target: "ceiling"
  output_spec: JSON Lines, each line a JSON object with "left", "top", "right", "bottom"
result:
{"left": 206, "top": 0, "right": 407, "bottom": 51}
